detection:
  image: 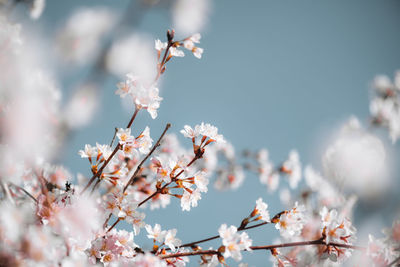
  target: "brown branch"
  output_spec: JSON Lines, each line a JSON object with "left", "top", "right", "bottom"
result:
{"left": 177, "top": 221, "right": 269, "bottom": 249}
{"left": 160, "top": 249, "right": 218, "bottom": 259}
{"left": 160, "top": 239, "right": 365, "bottom": 260}
{"left": 106, "top": 218, "right": 121, "bottom": 233}
{"left": 126, "top": 107, "right": 140, "bottom": 129}
{"left": 250, "top": 239, "right": 365, "bottom": 251}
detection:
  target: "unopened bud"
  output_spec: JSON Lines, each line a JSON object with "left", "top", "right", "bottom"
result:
{"left": 167, "top": 29, "right": 175, "bottom": 42}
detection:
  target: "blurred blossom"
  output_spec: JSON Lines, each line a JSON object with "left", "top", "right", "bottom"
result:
{"left": 2, "top": 71, "right": 61, "bottom": 161}
{"left": 172, "top": 0, "right": 211, "bottom": 36}
{"left": 0, "top": 15, "right": 22, "bottom": 54}
{"left": 0, "top": 16, "right": 61, "bottom": 163}
{"left": 369, "top": 72, "right": 400, "bottom": 143}
{"left": 0, "top": 201, "right": 34, "bottom": 243}
{"left": 322, "top": 117, "right": 390, "bottom": 200}
{"left": 55, "top": 195, "right": 103, "bottom": 249}
{"left": 106, "top": 33, "right": 158, "bottom": 84}
{"left": 63, "top": 84, "right": 99, "bottom": 129}
{"left": 30, "top": 0, "right": 46, "bottom": 20}
{"left": 56, "top": 7, "right": 117, "bottom": 65}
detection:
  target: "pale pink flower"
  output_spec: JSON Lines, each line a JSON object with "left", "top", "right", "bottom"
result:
{"left": 155, "top": 39, "right": 168, "bottom": 51}
{"left": 218, "top": 224, "right": 252, "bottom": 261}
{"left": 170, "top": 47, "right": 185, "bottom": 57}
{"left": 254, "top": 198, "right": 270, "bottom": 222}
{"left": 164, "top": 229, "right": 182, "bottom": 251}
{"left": 194, "top": 171, "right": 209, "bottom": 192}
{"left": 281, "top": 150, "right": 302, "bottom": 189}
{"left": 131, "top": 252, "right": 167, "bottom": 266}
{"left": 145, "top": 224, "right": 166, "bottom": 243}
{"left": 78, "top": 144, "right": 97, "bottom": 158}
{"left": 117, "top": 128, "right": 133, "bottom": 145}
{"left": 275, "top": 202, "right": 306, "bottom": 238}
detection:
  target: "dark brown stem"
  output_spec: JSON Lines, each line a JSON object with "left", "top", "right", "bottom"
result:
{"left": 106, "top": 218, "right": 121, "bottom": 233}
{"left": 178, "top": 219, "right": 271, "bottom": 249}
{"left": 126, "top": 108, "right": 140, "bottom": 129}
{"left": 160, "top": 249, "right": 218, "bottom": 259}
{"left": 81, "top": 143, "right": 121, "bottom": 195}
{"left": 110, "top": 127, "right": 119, "bottom": 147}
{"left": 251, "top": 239, "right": 365, "bottom": 251}
{"left": 160, "top": 239, "right": 365, "bottom": 260}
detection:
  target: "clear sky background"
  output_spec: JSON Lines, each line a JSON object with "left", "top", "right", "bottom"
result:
{"left": 20, "top": 0, "right": 400, "bottom": 265}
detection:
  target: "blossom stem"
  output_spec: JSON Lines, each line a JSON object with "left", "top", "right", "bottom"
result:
{"left": 106, "top": 218, "right": 121, "bottom": 233}
{"left": 177, "top": 221, "right": 269, "bottom": 250}
{"left": 126, "top": 107, "right": 140, "bottom": 129}
{"left": 109, "top": 127, "right": 119, "bottom": 147}
{"left": 250, "top": 239, "right": 365, "bottom": 251}
{"left": 160, "top": 239, "right": 365, "bottom": 260}
{"left": 160, "top": 250, "right": 218, "bottom": 259}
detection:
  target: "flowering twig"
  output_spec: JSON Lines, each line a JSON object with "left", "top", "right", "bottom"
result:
{"left": 104, "top": 123, "right": 171, "bottom": 233}
{"left": 160, "top": 239, "right": 365, "bottom": 260}
{"left": 137, "top": 153, "right": 200, "bottom": 208}
{"left": 81, "top": 108, "right": 140, "bottom": 194}
{"left": 80, "top": 143, "right": 121, "bottom": 194}
{"left": 123, "top": 122, "right": 171, "bottom": 193}
{"left": 176, "top": 212, "right": 285, "bottom": 249}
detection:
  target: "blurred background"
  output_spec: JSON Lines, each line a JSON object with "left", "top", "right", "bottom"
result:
{"left": 7, "top": 0, "right": 400, "bottom": 265}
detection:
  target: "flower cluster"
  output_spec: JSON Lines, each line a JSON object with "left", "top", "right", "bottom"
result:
{"left": 1, "top": 4, "right": 400, "bottom": 267}
{"left": 218, "top": 224, "right": 252, "bottom": 262}
{"left": 319, "top": 206, "right": 356, "bottom": 262}
{"left": 370, "top": 72, "right": 400, "bottom": 143}
{"left": 116, "top": 74, "right": 162, "bottom": 119}
{"left": 145, "top": 224, "right": 182, "bottom": 252}
{"left": 274, "top": 202, "right": 306, "bottom": 238}
{"left": 155, "top": 32, "right": 204, "bottom": 59}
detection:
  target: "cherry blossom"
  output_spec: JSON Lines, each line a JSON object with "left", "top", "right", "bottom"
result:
{"left": 274, "top": 202, "right": 306, "bottom": 238}
{"left": 218, "top": 224, "right": 253, "bottom": 262}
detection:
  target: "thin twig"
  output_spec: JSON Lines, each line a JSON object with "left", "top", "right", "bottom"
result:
{"left": 126, "top": 108, "right": 140, "bottom": 129}
{"left": 178, "top": 220, "right": 270, "bottom": 249}
{"left": 106, "top": 218, "right": 121, "bottom": 233}
{"left": 160, "top": 249, "right": 218, "bottom": 259}
{"left": 110, "top": 127, "right": 119, "bottom": 147}
{"left": 160, "top": 239, "right": 365, "bottom": 260}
